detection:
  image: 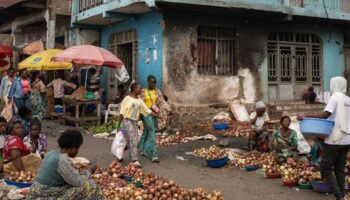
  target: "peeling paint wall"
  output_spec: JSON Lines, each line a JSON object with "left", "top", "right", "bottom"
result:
{"left": 163, "top": 12, "right": 260, "bottom": 107}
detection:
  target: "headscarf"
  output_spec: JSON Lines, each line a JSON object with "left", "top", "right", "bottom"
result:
{"left": 329, "top": 77, "right": 348, "bottom": 143}
{"left": 255, "top": 101, "right": 266, "bottom": 109}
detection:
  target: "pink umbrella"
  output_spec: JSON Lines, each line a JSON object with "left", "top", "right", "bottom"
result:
{"left": 52, "top": 45, "right": 123, "bottom": 68}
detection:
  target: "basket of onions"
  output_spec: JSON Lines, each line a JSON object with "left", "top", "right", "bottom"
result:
{"left": 4, "top": 171, "right": 36, "bottom": 188}
{"left": 193, "top": 145, "right": 229, "bottom": 168}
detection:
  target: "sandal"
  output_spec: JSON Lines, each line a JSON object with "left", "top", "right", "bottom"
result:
{"left": 152, "top": 157, "right": 160, "bottom": 163}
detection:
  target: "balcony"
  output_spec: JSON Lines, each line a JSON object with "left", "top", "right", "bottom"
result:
{"left": 71, "top": 0, "right": 350, "bottom": 25}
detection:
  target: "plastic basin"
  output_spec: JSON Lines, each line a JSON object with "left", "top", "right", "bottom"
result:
{"left": 255, "top": 169, "right": 266, "bottom": 176}
{"left": 300, "top": 118, "right": 334, "bottom": 136}
{"left": 266, "top": 173, "right": 282, "bottom": 179}
{"left": 283, "top": 181, "right": 298, "bottom": 187}
{"left": 245, "top": 165, "right": 259, "bottom": 171}
{"left": 299, "top": 182, "right": 312, "bottom": 189}
{"left": 123, "top": 175, "right": 133, "bottom": 182}
{"left": 213, "top": 123, "right": 229, "bottom": 130}
{"left": 4, "top": 180, "right": 32, "bottom": 188}
{"left": 311, "top": 181, "right": 331, "bottom": 193}
{"left": 54, "top": 107, "right": 63, "bottom": 113}
{"left": 206, "top": 157, "right": 228, "bottom": 168}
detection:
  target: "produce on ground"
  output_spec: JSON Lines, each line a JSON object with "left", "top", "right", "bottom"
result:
{"left": 5, "top": 171, "right": 36, "bottom": 183}
{"left": 93, "top": 161, "right": 223, "bottom": 200}
{"left": 230, "top": 151, "right": 262, "bottom": 168}
{"left": 88, "top": 119, "right": 116, "bottom": 134}
{"left": 224, "top": 121, "right": 251, "bottom": 137}
{"left": 193, "top": 145, "right": 228, "bottom": 160}
{"left": 156, "top": 132, "right": 196, "bottom": 146}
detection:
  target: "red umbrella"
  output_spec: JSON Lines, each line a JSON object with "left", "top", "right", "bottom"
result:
{"left": 0, "top": 45, "right": 13, "bottom": 58}
{"left": 52, "top": 45, "right": 123, "bottom": 68}
{"left": 0, "top": 59, "right": 9, "bottom": 67}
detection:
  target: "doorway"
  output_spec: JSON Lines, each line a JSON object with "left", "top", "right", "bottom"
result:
{"left": 108, "top": 29, "right": 137, "bottom": 102}
{"left": 268, "top": 32, "right": 322, "bottom": 101}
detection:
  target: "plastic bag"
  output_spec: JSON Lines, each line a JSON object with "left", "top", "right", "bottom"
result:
{"left": 1, "top": 103, "right": 13, "bottom": 122}
{"left": 115, "top": 65, "right": 130, "bottom": 83}
{"left": 229, "top": 98, "right": 250, "bottom": 122}
{"left": 111, "top": 129, "right": 127, "bottom": 160}
{"left": 290, "top": 117, "right": 311, "bottom": 154}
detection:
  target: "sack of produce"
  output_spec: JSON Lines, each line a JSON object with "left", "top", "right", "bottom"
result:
{"left": 4, "top": 154, "right": 41, "bottom": 175}
{"left": 69, "top": 86, "right": 86, "bottom": 99}
{"left": 111, "top": 129, "right": 126, "bottom": 160}
{"left": 1, "top": 103, "right": 13, "bottom": 122}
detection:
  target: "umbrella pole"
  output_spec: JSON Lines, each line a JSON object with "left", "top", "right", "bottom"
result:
{"left": 85, "top": 69, "right": 88, "bottom": 88}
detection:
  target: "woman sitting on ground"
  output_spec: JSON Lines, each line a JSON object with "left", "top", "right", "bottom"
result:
{"left": 271, "top": 116, "right": 298, "bottom": 152}
{"left": 3, "top": 120, "right": 30, "bottom": 171}
{"left": 26, "top": 130, "right": 104, "bottom": 200}
{"left": 249, "top": 101, "right": 270, "bottom": 152}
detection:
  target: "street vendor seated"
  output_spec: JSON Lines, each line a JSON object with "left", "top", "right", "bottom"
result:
{"left": 249, "top": 101, "right": 270, "bottom": 152}
{"left": 26, "top": 130, "right": 104, "bottom": 199}
{"left": 271, "top": 116, "right": 298, "bottom": 153}
{"left": 3, "top": 120, "right": 30, "bottom": 171}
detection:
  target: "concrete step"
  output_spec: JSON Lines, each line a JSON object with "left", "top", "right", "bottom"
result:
{"left": 274, "top": 104, "right": 325, "bottom": 112}
{"left": 269, "top": 100, "right": 307, "bottom": 105}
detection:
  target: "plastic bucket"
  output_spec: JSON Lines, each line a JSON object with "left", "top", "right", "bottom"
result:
{"left": 311, "top": 181, "right": 331, "bottom": 193}
{"left": 54, "top": 107, "right": 63, "bottom": 113}
{"left": 300, "top": 118, "right": 334, "bottom": 136}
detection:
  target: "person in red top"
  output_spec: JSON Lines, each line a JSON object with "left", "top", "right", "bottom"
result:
{"left": 3, "top": 120, "right": 30, "bottom": 171}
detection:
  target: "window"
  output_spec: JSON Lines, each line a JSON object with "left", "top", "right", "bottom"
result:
{"left": 197, "top": 26, "right": 236, "bottom": 75}
{"left": 267, "top": 32, "right": 322, "bottom": 84}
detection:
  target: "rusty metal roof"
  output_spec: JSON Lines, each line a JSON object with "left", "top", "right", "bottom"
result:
{"left": 0, "top": 0, "right": 26, "bottom": 9}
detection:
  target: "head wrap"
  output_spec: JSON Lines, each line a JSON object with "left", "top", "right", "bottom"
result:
{"left": 330, "top": 76, "right": 347, "bottom": 94}
{"left": 255, "top": 101, "right": 266, "bottom": 109}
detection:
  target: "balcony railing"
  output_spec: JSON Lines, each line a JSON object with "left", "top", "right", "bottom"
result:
{"left": 79, "top": 0, "right": 104, "bottom": 12}
{"left": 244, "top": 0, "right": 350, "bottom": 13}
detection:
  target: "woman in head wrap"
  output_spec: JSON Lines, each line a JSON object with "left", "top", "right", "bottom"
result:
{"left": 298, "top": 77, "right": 350, "bottom": 200}
{"left": 249, "top": 101, "right": 270, "bottom": 152}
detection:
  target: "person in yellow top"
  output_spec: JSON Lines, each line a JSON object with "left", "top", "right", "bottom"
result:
{"left": 139, "top": 76, "right": 171, "bottom": 163}
{"left": 116, "top": 82, "right": 157, "bottom": 167}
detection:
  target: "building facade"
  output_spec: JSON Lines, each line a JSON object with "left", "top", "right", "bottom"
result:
{"left": 72, "top": 0, "right": 350, "bottom": 123}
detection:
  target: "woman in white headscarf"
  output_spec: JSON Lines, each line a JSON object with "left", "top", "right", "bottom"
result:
{"left": 298, "top": 77, "right": 350, "bottom": 200}
{"left": 249, "top": 101, "right": 270, "bottom": 152}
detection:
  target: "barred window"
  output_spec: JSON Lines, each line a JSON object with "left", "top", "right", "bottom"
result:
{"left": 197, "top": 26, "right": 236, "bottom": 75}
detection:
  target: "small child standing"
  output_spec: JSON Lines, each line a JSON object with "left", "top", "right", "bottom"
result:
{"left": 23, "top": 119, "right": 47, "bottom": 158}
{"left": 0, "top": 117, "right": 7, "bottom": 173}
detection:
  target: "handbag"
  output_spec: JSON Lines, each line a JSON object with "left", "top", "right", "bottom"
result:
{"left": 147, "top": 89, "right": 159, "bottom": 113}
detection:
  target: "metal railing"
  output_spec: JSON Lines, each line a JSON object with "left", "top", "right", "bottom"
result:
{"left": 78, "top": 0, "right": 104, "bottom": 12}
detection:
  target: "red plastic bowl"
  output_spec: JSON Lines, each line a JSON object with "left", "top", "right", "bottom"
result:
{"left": 283, "top": 181, "right": 298, "bottom": 187}
{"left": 266, "top": 173, "right": 282, "bottom": 179}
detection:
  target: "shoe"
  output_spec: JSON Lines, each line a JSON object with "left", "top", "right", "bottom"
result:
{"left": 152, "top": 157, "right": 160, "bottom": 163}
{"left": 140, "top": 152, "right": 146, "bottom": 157}
{"left": 117, "top": 158, "right": 123, "bottom": 163}
{"left": 132, "top": 160, "right": 142, "bottom": 168}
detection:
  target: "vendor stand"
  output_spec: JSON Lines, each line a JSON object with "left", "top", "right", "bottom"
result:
{"left": 62, "top": 97, "right": 101, "bottom": 128}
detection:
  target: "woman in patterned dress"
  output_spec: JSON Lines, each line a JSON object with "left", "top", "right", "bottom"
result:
{"left": 26, "top": 130, "right": 104, "bottom": 200}
{"left": 29, "top": 71, "right": 46, "bottom": 121}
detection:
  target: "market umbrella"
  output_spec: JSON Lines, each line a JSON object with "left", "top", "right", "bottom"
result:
{"left": 18, "top": 49, "right": 72, "bottom": 71}
{"left": 0, "top": 59, "right": 9, "bottom": 67}
{"left": 22, "top": 40, "right": 45, "bottom": 55}
{"left": 52, "top": 45, "right": 124, "bottom": 68}
{"left": 0, "top": 45, "right": 13, "bottom": 58}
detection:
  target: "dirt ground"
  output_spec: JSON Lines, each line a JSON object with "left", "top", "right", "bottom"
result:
{"left": 43, "top": 121, "right": 333, "bottom": 200}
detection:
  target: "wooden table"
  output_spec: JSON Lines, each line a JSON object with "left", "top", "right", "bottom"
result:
{"left": 62, "top": 97, "right": 101, "bottom": 128}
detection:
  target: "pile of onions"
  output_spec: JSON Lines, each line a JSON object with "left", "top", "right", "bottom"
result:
{"left": 6, "top": 171, "right": 36, "bottom": 183}
{"left": 122, "top": 162, "right": 143, "bottom": 177}
{"left": 193, "top": 145, "right": 228, "bottom": 160}
{"left": 156, "top": 132, "right": 196, "bottom": 146}
{"left": 224, "top": 121, "right": 251, "bottom": 138}
{"left": 230, "top": 151, "right": 262, "bottom": 168}
{"left": 93, "top": 162, "right": 224, "bottom": 200}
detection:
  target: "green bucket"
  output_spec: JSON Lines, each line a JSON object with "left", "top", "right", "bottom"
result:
{"left": 298, "top": 182, "right": 312, "bottom": 189}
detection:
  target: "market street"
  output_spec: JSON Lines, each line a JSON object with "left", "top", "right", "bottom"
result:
{"left": 43, "top": 121, "right": 332, "bottom": 200}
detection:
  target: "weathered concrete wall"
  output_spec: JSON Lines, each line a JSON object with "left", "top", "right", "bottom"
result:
{"left": 67, "top": 29, "right": 100, "bottom": 47}
{"left": 163, "top": 12, "right": 259, "bottom": 107}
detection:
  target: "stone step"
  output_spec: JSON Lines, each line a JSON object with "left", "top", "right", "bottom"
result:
{"left": 274, "top": 104, "right": 325, "bottom": 112}
{"left": 269, "top": 100, "right": 307, "bottom": 105}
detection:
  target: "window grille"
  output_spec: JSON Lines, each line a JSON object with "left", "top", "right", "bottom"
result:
{"left": 197, "top": 26, "right": 236, "bottom": 76}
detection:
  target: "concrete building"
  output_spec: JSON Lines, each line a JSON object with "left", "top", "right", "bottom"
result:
{"left": 0, "top": 0, "right": 72, "bottom": 67}
{"left": 72, "top": 0, "right": 350, "bottom": 123}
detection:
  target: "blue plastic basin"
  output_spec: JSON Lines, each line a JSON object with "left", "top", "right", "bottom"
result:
{"left": 213, "top": 123, "right": 229, "bottom": 130}
{"left": 206, "top": 157, "right": 228, "bottom": 168}
{"left": 4, "top": 179, "right": 32, "bottom": 188}
{"left": 54, "top": 107, "right": 63, "bottom": 113}
{"left": 245, "top": 165, "right": 260, "bottom": 171}
{"left": 300, "top": 118, "right": 334, "bottom": 136}
{"left": 124, "top": 175, "right": 133, "bottom": 182}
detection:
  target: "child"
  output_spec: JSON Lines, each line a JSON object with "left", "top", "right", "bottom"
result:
{"left": 249, "top": 101, "right": 270, "bottom": 152}
{"left": 47, "top": 71, "right": 76, "bottom": 106}
{"left": 18, "top": 107, "right": 32, "bottom": 136}
{"left": 23, "top": 119, "right": 47, "bottom": 158}
{"left": 0, "top": 117, "right": 7, "bottom": 173}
